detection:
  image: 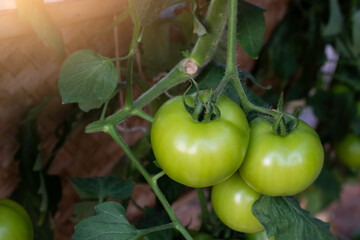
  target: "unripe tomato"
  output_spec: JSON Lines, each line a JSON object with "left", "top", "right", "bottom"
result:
{"left": 151, "top": 94, "right": 249, "bottom": 187}
{"left": 330, "top": 83, "right": 351, "bottom": 95}
{"left": 335, "top": 134, "right": 360, "bottom": 167}
{"left": 211, "top": 172, "right": 264, "bottom": 233}
{"left": 239, "top": 118, "right": 324, "bottom": 196}
{"left": 0, "top": 198, "right": 33, "bottom": 240}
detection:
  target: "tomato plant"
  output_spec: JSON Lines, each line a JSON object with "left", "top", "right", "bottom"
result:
{"left": 0, "top": 199, "right": 33, "bottom": 240}
{"left": 151, "top": 94, "right": 249, "bottom": 188}
{"left": 335, "top": 134, "right": 360, "bottom": 168}
{"left": 211, "top": 172, "right": 264, "bottom": 233}
{"left": 239, "top": 118, "right": 324, "bottom": 196}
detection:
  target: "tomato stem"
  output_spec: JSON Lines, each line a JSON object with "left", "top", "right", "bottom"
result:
{"left": 100, "top": 100, "right": 110, "bottom": 122}
{"left": 136, "top": 223, "right": 177, "bottom": 239}
{"left": 196, "top": 188, "right": 210, "bottom": 226}
{"left": 152, "top": 171, "right": 165, "bottom": 183}
{"left": 132, "top": 108, "right": 154, "bottom": 122}
{"left": 214, "top": 0, "right": 289, "bottom": 129}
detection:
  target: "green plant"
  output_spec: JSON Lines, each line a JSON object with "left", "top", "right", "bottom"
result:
{"left": 56, "top": 0, "right": 337, "bottom": 239}
{"left": 0, "top": 199, "right": 33, "bottom": 240}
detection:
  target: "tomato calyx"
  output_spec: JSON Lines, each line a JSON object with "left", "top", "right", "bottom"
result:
{"left": 269, "top": 112, "right": 300, "bottom": 136}
{"left": 182, "top": 81, "right": 221, "bottom": 123}
{"left": 266, "top": 92, "right": 298, "bottom": 136}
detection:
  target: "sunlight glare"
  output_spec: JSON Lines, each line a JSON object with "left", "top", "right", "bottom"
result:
{"left": 0, "top": 0, "right": 64, "bottom": 11}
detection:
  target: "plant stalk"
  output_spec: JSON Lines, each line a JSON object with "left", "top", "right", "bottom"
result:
{"left": 196, "top": 188, "right": 209, "bottom": 225}
{"left": 137, "top": 223, "right": 177, "bottom": 238}
{"left": 214, "top": 0, "right": 282, "bottom": 120}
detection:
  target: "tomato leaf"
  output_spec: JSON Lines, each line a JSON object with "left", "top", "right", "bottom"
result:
{"left": 353, "top": 10, "right": 360, "bottom": 54}
{"left": 128, "top": 0, "right": 168, "bottom": 27}
{"left": 237, "top": 1, "right": 265, "bottom": 59}
{"left": 72, "top": 201, "right": 138, "bottom": 240}
{"left": 58, "top": 50, "right": 118, "bottom": 104}
{"left": 252, "top": 196, "right": 336, "bottom": 240}
{"left": 16, "top": 0, "right": 64, "bottom": 57}
{"left": 70, "top": 176, "right": 134, "bottom": 202}
{"left": 322, "top": 0, "right": 343, "bottom": 37}
{"left": 191, "top": 0, "right": 207, "bottom": 36}
{"left": 78, "top": 99, "right": 104, "bottom": 112}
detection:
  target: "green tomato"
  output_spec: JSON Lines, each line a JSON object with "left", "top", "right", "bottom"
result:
{"left": 211, "top": 172, "right": 264, "bottom": 233}
{"left": 330, "top": 83, "right": 351, "bottom": 95}
{"left": 151, "top": 94, "right": 249, "bottom": 187}
{"left": 335, "top": 134, "right": 360, "bottom": 167}
{"left": 239, "top": 118, "right": 324, "bottom": 196}
{"left": 246, "top": 231, "right": 275, "bottom": 240}
{"left": 0, "top": 199, "right": 33, "bottom": 240}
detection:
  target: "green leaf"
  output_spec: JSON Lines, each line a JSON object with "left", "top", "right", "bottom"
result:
{"left": 252, "top": 196, "right": 336, "bottom": 240}
{"left": 129, "top": 0, "right": 168, "bottom": 27}
{"left": 78, "top": 99, "right": 104, "bottom": 112}
{"left": 353, "top": 10, "right": 360, "bottom": 53}
{"left": 16, "top": 0, "right": 64, "bottom": 57}
{"left": 58, "top": 50, "right": 118, "bottom": 104}
{"left": 78, "top": 81, "right": 126, "bottom": 112}
{"left": 73, "top": 201, "right": 138, "bottom": 240}
{"left": 323, "top": 0, "right": 343, "bottom": 37}
{"left": 237, "top": 1, "right": 266, "bottom": 59}
{"left": 191, "top": 0, "right": 207, "bottom": 36}
{"left": 70, "top": 176, "right": 134, "bottom": 202}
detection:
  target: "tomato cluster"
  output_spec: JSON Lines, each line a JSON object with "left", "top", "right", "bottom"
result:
{"left": 151, "top": 93, "right": 324, "bottom": 234}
